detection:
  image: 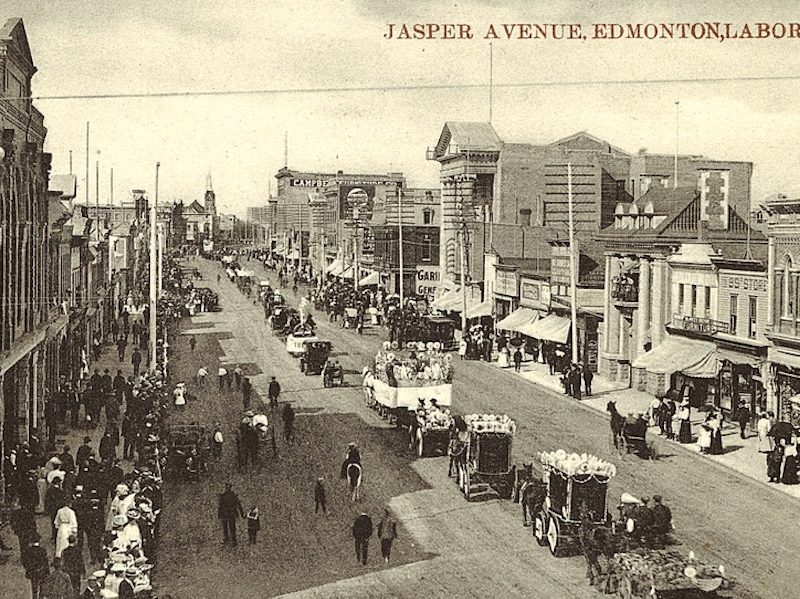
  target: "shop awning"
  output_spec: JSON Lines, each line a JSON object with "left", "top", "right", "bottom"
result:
{"left": 273, "top": 244, "right": 285, "bottom": 255}
{"left": 632, "top": 335, "right": 718, "bottom": 378}
{"left": 518, "top": 314, "right": 571, "bottom": 343}
{"left": 325, "top": 258, "right": 343, "bottom": 275}
{"left": 768, "top": 347, "right": 800, "bottom": 371}
{"left": 431, "top": 288, "right": 461, "bottom": 310}
{"left": 466, "top": 299, "right": 493, "bottom": 319}
{"left": 716, "top": 346, "right": 765, "bottom": 369}
{"left": 341, "top": 265, "right": 354, "bottom": 279}
{"left": 496, "top": 306, "right": 540, "bottom": 334}
{"left": 359, "top": 271, "right": 380, "bottom": 286}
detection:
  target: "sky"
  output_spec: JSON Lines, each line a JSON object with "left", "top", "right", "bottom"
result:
{"left": 5, "top": 0, "right": 800, "bottom": 216}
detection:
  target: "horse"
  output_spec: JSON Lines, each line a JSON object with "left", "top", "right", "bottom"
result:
{"left": 516, "top": 464, "right": 547, "bottom": 527}
{"left": 346, "top": 462, "right": 362, "bottom": 502}
{"left": 607, "top": 401, "right": 626, "bottom": 454}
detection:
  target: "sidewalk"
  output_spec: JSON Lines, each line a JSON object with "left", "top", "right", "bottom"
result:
{"left": 493, "top": 357, "right": 800, "bottom": 500}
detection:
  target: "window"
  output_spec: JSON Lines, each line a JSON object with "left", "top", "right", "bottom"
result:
{"left": 729, "top": 295, "right": 738, "bottom": 335}
{"left": 519, "top": 209, "right": 531, "bottom": 227}
{"left": 421, "top": 234, "right": 432, "bottom": 262}
{"left": 749, "top": 297, "right": 757, "bottom": 338}
{"left": 704, "top": 287, "right": 711, "bottom": 317}
{"left": 422, "top": 209, "right": 434, "bottom": 225}
{"left": 691, "top": 285, "right": 697, "bottom": 316}
{"left": 678, "top": 285, "right": 684, "bottom": 315}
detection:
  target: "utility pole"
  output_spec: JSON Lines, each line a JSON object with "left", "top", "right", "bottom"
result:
{"left": 674, "top": 101, "right": 680, "bottom": 189}
{"left": 95, "top": 157, "right": 100, "bottom": 239}
{"left": 299, "top": 202, "right": 303, "bottom": 275}
{"left": 567, "top": 162, "right": 579, "bottom": 364}
{"left": 85, "top": 122, "right": 89, "bottom": 206}
{"left": 398, "top": 185, "right": 404, "bottom": 305}
{"left": 149, "top": 162, "right": 160, "bottom": 373}
{"left": 353, "top": 216, "right": 360, "bottom": 291}
{"left": 110, "top": 168, "right": 114, "bottom": 205}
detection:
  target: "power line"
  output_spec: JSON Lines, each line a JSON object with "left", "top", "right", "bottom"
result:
{"left": 19, "top": 74, "right": 800, "bottom": 102}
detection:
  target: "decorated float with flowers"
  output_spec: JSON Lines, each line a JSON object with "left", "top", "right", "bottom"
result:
{"left": 612, "top": 549, "right": 730, "bottom": 598}
{"left": 533, "top": 450, "right": 616, "bottom": 557}
{"left": 409, "top": 401, "right": 454, "bottom": 457}
{"left": 452, "top": 413, "right": 517, "bottom": 501}
{"left": 370, "top": 341, "right": 454, "bottom": 415}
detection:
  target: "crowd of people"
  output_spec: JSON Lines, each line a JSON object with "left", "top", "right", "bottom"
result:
{"left": 373, "top": 346, "right": 454, "bottom": 386}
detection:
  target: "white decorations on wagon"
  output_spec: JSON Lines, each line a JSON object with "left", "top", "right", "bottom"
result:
{"left": 416, "top": 403, "right": 453, "bottom": 431}
{"left": 463, "top": 413, "right": 516, "bottom": 435}
{"left": 539, "top": 450, "right": 617, "bottom": 478}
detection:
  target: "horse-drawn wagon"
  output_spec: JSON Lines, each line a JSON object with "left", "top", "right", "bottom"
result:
{"left": 166, "top": 424, "right": 211, "bottom": 480}
{"left": 612, "top": 549, "right": 729, "bottom": 598}
{"left": 533, "top": 450, "right": 616, "bottom": 557}
{"left": 300, "top": 340, "right": 332, "bottom": 375}
{"left": 407, "top": 402, "right": 453, "bottom": 457}
{"left": 452, "top": 414, "right": 516, "bottom": 501}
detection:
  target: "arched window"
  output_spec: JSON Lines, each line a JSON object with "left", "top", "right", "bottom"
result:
{"left": 784, "top": 255, "right": 794, "bottom": 317}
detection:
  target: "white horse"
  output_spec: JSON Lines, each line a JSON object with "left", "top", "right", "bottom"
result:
{"left": 346, "top": 462, "right": 362, "bottom": 503}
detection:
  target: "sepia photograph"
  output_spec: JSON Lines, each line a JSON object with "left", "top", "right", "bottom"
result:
{"left": 0, "top": 1, "right": 798, "bottom": 598}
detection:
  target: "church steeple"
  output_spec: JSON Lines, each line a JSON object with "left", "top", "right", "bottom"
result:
{"left": 204, "top": 170, "right": 216, "bottom": 216}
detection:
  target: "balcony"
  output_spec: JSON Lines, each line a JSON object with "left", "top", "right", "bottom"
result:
{"left": 671, "top": 314, "right": 730, "bottom": 335}
{"left": 611, "top": 278, "right": 638, "bottom": 304}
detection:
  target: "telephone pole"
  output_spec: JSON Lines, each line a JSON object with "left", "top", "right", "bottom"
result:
{"left": 149, "top": 162, "right": 160, "bottom": 373}
{"left": 567, "top": 163, "right": 579, "bottom": 364}
{"left": 397, "top": 185, "right": 404, "bottom": 305}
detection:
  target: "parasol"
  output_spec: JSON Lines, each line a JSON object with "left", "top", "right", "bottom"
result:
{"left": 768, "top": 421, "right": 795, "bottom": 439}
{"left": 509, "top": 337, "right": 524, "bottom": 347}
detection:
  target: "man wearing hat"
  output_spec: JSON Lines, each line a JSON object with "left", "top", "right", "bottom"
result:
{"left": 117, "top": 566, "right": 138, "bottom": 599}
{"left": 217, "top": 483, "right": 245, "bottom": 545}
{"left": 61, "top": 534, "right": 85, "bottom": 594}
{"left": 651, "top": 495, "right": 672, "bottom": 546}
{"left": 22, "top": 534, "right": 49, "bottom": 599}
{"left": 42, "top": 556, "right": 73, "bottom": 599}
{"left": 352, "top": 512, "right": 373, "bottom": 566}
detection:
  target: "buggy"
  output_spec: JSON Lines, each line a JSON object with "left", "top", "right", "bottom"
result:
{"left": 453, "top": 414, "right": 516, "bottom": 501}
{"left": 533, "top": 450, "right": 616, "bottom": 557}
{"left": 300, "top": 340, "right": 332, "bottom": 375}
{"left": 621, "top": 416, "right": 657, "bottom": 459}
{"left": 323, "top": 361, "right": 345, "bottom": 387}
{"left": 166, "top": 424, "right": 211, "bottom": 480}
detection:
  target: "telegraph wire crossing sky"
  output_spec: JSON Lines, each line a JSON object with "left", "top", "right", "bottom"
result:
{"left": 11, "top": 0, "right": 800, "bottom": 214}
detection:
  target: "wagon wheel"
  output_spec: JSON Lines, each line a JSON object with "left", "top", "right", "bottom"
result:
{"left": 534, "top": 511, "right": 549, "bottom": 546}
{"left": 618, "top": 435, "right": 630, "bottom": 459}
{"left": 547, "top": 515, "right": 563, "bottom": 557}
{"left": 463, "top": 467, "right": 471, "bottom": 498}
{"left": 416, "top": 428, "right": 425, "bottom": 458}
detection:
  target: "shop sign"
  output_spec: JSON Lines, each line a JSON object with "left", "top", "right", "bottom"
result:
{"left": 520, "top": 279, "right": 551, "bottom": 309}
{"left": 720, "top": 274, "right": 767, "bottom": 293}
{"left": 495, "top": 270, "right": 517, "bottom": 297}
{"left": 416, "top": 266, "right": 440, "bottom": 299}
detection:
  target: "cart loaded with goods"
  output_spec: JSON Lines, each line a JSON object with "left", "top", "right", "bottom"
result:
{"left": 612, "top": 549, "right": 731, "bottom": 598}
{"left": 452, "top": 413, "right": 516, "bottom": 501}
{"left": 533, "top": 450, "right": 616, "bottom": 557}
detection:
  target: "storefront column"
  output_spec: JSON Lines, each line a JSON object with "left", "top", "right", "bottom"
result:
{"left": 636, "top": 258, "right": 651, "bottom": 357}
{"left": 767, "top": 236, "right": 775, "bottom": 327}
{"left": 651, "top": 258, "right": 666, "bottom": 346}
{"left": 605, "top": 256, "right": 621, "bottom": 355}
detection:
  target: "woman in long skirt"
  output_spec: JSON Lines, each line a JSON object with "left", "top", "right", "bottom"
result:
{"left": 678, "top": 402, "right": 692, "bottom": 444}
{"left": 782, "top": 442, "right": 799, "bottom": 485}
{"left": 756, "top": 413, "right": 774, "bottom": 453}
{"left": 708, "top": 412, "right": 724, "bottom": 455}
{"left": 767, "top": 444, "right": 785, "bottom": 483}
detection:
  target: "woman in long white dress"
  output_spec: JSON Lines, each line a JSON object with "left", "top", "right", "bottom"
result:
{"left": 54, "top": 502, "right": 78, "bottom": 558}
{"left": 756, "top": 413, "right": 774, "bottom": 453}
{"left": 498, "top": 346, "right": 510, "bottom": 368}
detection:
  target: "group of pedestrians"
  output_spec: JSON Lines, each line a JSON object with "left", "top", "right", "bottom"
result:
{"left": 351, "top": 509, "right": 398, "bottom": 565}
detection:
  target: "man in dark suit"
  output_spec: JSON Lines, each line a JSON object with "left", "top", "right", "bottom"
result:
{"left": 218, "top": 483, "right": 244, "bottom": 545}
{"left": 352, "top": 512, "right": 373, "bottom": 565}
{"left": 21, "top": 535, "right": 49, "bottom": 599}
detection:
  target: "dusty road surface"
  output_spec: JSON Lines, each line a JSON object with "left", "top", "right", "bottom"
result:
{"left": 154, "top": 256, "right": 798, "bottom": 599}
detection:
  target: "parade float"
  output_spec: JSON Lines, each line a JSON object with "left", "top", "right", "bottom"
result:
{"left": 369, "top": 341, "right": 454, "bottom": 421}
{"left": 409, "top": 401, "right": 454, "bottom": 457}
{"left": 451, "top": 413, "right": 517, "bottom": 501}
{"left": 533, "top": 450, "right": 616, "bottom": 557}
{"left": 612, "top": 549, "right": 730, "bottom": 598}
{"left": 287, "top": 297, "right": 319, "bottom": 355}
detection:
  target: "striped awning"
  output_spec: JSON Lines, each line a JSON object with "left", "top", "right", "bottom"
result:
{"left": 496, "top": 306, "right": 540, "bottom": 334}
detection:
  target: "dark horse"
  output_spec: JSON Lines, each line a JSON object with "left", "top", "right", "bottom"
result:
{"left": 607, "top": 401, "right": 626, "bottom": 452}
{"left": 516, "top": 463, "right": 547, "bottom": 526}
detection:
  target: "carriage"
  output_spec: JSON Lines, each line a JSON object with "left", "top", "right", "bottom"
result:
{"left": 323, "top": 361, "right": 345, "bottom": 387}
{"left": 620, "top": 416, "right": 657, "bottom": 459}
{"left": 286, "top": 329, "right": 319, "bottom": 356}
{"left": 533, "top": 450, "right": 616, "bottom": 557}
{"left": 166, "top": 424, "right": 211, "bottom": 480}
{"left": 612, "top": 549, "right": 729, "bottom": 598}
{"left": 404, "top": 402, "right": 454, "bottom": 458}
{"left": 271, "top": 305, "right": 297, "bottom": 332}
{"left": 453, "top": 414, "right": 516, "bottom": 501}
{"left": 300, "top": 340, "right": 332, "bottom": 375}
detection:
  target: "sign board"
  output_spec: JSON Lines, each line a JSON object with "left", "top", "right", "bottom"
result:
{"left": 495, "top": 270, "right": 517, "bottom": 297}
{"left": 339, "top": 184, "right": 376, "bottom": 220}
{"left": 520, "top": 278, "right": 551, "bottom": 309}
{"left": 719, "top": 274, "right": 767, "bottom": 293}
{"left": 416, "top": 266, "right": 440, "bottom": 299}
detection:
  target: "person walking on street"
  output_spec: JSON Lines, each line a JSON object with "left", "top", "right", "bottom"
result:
{"left": 218, "top": 366, "right": 228, "bottom": 391}
{"left": 736, "top": 400, "right": 750, "bottom": 439}
{"left": 314, "top": 477, "right": 327, "bottom": 514}
{"left": 116, "top": 335, "right": 127, "bottom": 363}
{"left": 212, "top": 424, "right": 223, "bottom": 460}
{"left": 242, "top": 377, "right": 252, "bottom": 411}
{"left": 583, "top": 368, "right": 593, "bottom": 396}
{"left": 233, "top": 366, "right": 243, "bottom": 390}
{"left": 197, "top": 366, "right": 208, "bottom": 387}
{"left": 61, "top": 535, "right": 84, "bottom": 594}
{"left": 282, "top": 402, "right": 295, "bottom": 445}
{"left": 268, "top": 376, "right": 281, "bottom": 409}
{"left": 246, "top": 506, "right": 260, "bottom": 544}
{"left": 513, "top": 347, "right": 522, "bottom": 372}
{"left": 42, "top": 556, "right": 72, "bottom": 599}
{"left": 218, "top": 483, "right": 245, "bottom": 545}
{"left": 377, "top": 508, "right": 398, "bottom": 563}
{"left": 22, "top": 535, "right": 49, "bottom": 599}
{"left": 189, "top": 335, "right": 197, "bottom": 353}
{"left": 352, "top": 512, "right": 373, "bottom": 566}
{"left": 131, "top": 348, "right": 142, "bottom": 377}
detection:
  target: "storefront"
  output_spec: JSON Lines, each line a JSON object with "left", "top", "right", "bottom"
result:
{"left": 715, "top": 343, "right": 767, "bottom": 422}
{"left": 769, "top": 347, "right": 800, "bottom": 427}
{"left": 494, "top": 267, "right": 518, "bottom": 322}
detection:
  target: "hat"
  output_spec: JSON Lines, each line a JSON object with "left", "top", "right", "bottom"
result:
{"left": 653, "top": 495, "right": 663, "bottom": 502}
{"left": 112, "top": 514, "right": 129, "bottom": 527}
{"left": 127, "top": 508, "right": 141, "bottom": 519}
{"left": 244, "top": 410, "right": 254, "bottom": 417}
{"left": 92, "top": 570, "right": 106, "bottom": 578}
{"left": 125, "top": 567, "right": 139, "bottom": 577}
{"left": 110, "top": 563, "right": 126, "bottom": 573}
